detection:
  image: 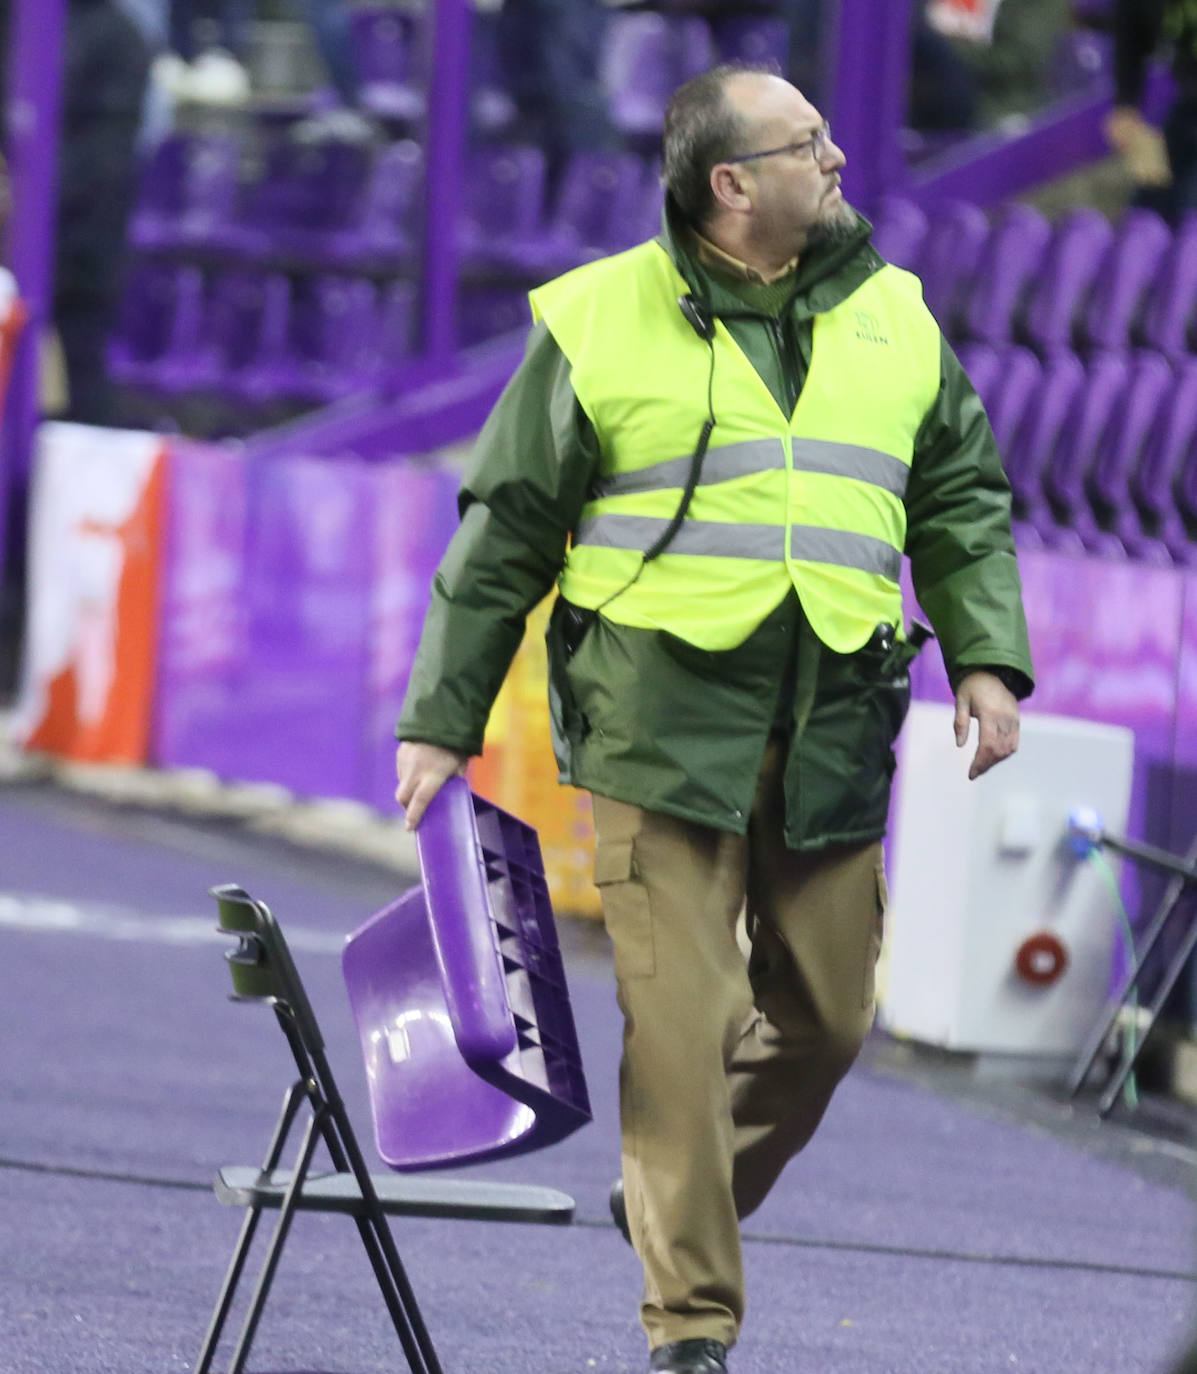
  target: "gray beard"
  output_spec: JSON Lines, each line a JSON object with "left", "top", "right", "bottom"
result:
{"left": 806, "top": 199, "right": 860, "bottom": 245}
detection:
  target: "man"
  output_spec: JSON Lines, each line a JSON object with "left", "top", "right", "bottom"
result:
{"left": 1105, "top": 0, "right": 1197, "bottom": 219}
{"left": 396, "top": 64, "right": 1033, "bottom": 1374}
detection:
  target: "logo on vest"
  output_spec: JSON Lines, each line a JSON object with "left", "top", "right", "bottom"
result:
{"left": 854, "top": 310, "right": 889, "bottom": 345}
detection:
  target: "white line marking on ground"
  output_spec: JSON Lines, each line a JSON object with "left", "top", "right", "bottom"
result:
{"left": 0, "top": 892, "right": 345, "bottom": 953}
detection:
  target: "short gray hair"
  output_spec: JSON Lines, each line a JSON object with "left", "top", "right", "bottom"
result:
{"left": 662, "top": 61, "right": 779, "bottom": 228}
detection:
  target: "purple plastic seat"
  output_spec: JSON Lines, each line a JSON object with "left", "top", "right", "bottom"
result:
{"left": 1140, "top": 213, "right": 1197, "bottom": 359}
{"left": 709, "top": 13, "right": 788, "bottom": 68}
{"left": 986, "top": 344, "right": 1042, "bottom": 460}
{"left": 353, "top": 6, "right": 425, "bottom": 122}
{"left": 108, "top": 260, "right": 207, "bottom": 394}
{"left": 315, "top": 139, "right": 424, "bottom": 270}
{"left": 1041, "top": 351, "right": 1130, "bottom": 556}
{"left": 1022, "top": 208, "right": 1113, "bottom": 356}
{"left": 954, "top": 341, "right": 1000, "bottom": 406}
{"left": 1087, "top": 350, "right": 1174, "bottom": 561}
{"left": 1048, "top": 29, "right": 1111, "bottom": 98}
{"left": 601, "top": 12, "right": 713, "bottom": 139}
{"left": 283, "top": 274, "right": 381, "bottom": 403}
{"left": 918, "top": 200, "right": 991, "bottom": 337}
{"left": 202, "top": 270, "right": 295, "bottom": 406}
{"left": 503, "top": 151, "right": 649, "bottom": 278}
{"left": 458, "top": 284, "right": 532, "bottom": 346}
{"left": 129, "top": 133, "right": 241, "bottom": 254}
{"left": 1005, "top": 348, "right": 1086, "bottom": 529}
{"left": 962, "top": 204, "right": 1051, "bottom": 347}
{"left": 1083, "top": 208, "right": 1171, "bottom": 354}
{"left": 870, "top": 195, "right": 928, "bottom": 272}
{"left": 342, "top": 777, "right": 591, "bottom": 1170}
{"left": 237, "top": 138, "right": 375, "bottom": 265}
{"left": 458, "top": 144, "right": 548, "bottom": 273}
{"left": 1136, "top": 359, "right": 1197, "bottom": 560}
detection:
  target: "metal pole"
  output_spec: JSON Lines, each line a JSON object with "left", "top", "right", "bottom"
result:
{"left": 421, "top": 0, "right": 470, "bottom": 366}
{"left": 0, "top": 0, "right": 67, "bottom": 583}
{"left": 826, "top": 0, "right": 913, "bottom": 212}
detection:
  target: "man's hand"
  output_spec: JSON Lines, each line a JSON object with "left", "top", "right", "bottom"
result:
{"left": 953, "top": 671, "right": 1020, "bottom": 781}
{"left": 395, "top": 741, "right": 470, "bottom": 830}
{"left": 1104, "top": 106, "right": 1171, "bottom": 186}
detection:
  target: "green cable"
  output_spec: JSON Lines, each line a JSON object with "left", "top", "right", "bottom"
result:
{"left": 1089, "top": 849, "right": 1139, "bottom": 1110}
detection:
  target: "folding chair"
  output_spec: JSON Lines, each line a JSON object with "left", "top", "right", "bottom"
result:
{"left": 197, "top": 777, "right": 592, "bottom": 1374}
{"left": 1067, "top": 813, "right": 1197, "bottom": 1117}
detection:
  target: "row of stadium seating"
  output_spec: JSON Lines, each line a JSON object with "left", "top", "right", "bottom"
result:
{"left": 959, "top": 343, "right": 1197, "bottom": 567}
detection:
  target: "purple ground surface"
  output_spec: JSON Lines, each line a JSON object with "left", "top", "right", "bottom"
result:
{"left": 1, "top": 783, "right": 1194, "bottom": 1374}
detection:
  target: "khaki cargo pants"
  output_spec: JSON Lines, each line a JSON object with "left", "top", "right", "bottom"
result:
{"left": 591, "top": 738, "right": 886, "bottom": 1351}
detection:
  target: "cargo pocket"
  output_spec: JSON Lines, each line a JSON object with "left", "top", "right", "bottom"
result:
{"left": 862, "top": 857, "right": 888, "bottom": 1009}
{"left": 594, "top": 838, "right": 656, "bottom": 980}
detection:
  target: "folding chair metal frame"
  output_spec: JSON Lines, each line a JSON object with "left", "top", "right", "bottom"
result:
{"left": 196, "top": 884, "right": 573, "bottom": 1374}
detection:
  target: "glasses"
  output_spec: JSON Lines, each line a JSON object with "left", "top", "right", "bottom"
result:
{"left": 724, "top": 122, "right": 834, "bottom": 167}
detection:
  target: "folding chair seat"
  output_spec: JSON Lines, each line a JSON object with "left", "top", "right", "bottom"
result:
{"left": 197, "top": 779, "right": 587, "bottom": 1374}
{"left": 961, "top": 203, "right": 1051, "bottom": 347}
{"left": 954, "top": 340, "right": 1000, "bottom": 406}
{"left": 918, "top": 199, "right": 990, "bottom": 338}
{"left": 129, "top": 132, "right": 242, "bottom": 255}
{"left": 502, "top": 150, "right": 649, "bottom": 279}
{"left": 457, "top": 143, "right": 548, "bottom": 275}
{"left": 869, "top": 194, "right": 928, "bottom": 272}
{"left": 984, "top": 344, "right": 1041, "bottom": 463}
{"left": 1137, "top": 359, "right": 1197, "bottom": 560}
{"left": 1087, "top": 350, "right": 1175, "bottom": 563}
{"left": 1041, "top": 351, "right": 1129, "bottom": 557}
{"left": 201, "top": 270, "right": 297, "bottom": 407}
{"left": 1022, "top": 208, "right": 1113, "bottom": 357}
{"left": 353, "top": 6, "right": 426, "bottom": 123}
{"left": 312, "top": 139, "right": 425, "bottom": 272}
{"left": 1140, "top": 213, "right": 1197, "bottom": 359}
{"left": 1083, "top": 208, "right": 1170, "bottom": 354}
{"left": 1005, "top": 348, "right": 1085, "bottom": 532}
{"left": 108, "top": 260, "right": 207, "bottom": 395}
{"left": 601, "top": 12, "right": 713, "bottom": 140}
{"left": 281, "top": 274, "right": 381, "bottom": 404}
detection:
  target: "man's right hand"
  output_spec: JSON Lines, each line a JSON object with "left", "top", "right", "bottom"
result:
{"left": 395, "top": 741, "right": 470, "bottom": 830}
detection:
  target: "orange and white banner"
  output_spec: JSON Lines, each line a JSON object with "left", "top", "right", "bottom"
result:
{"left": 14, "top": 422, "right": 166, "bottom": 762}
{"left": 926, "top": 0, "right": 1002, "bottom": 42}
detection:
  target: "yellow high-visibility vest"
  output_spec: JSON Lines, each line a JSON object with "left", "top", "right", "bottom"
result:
{"left": 529, "top": 240, "right": 941, "bottom": 652}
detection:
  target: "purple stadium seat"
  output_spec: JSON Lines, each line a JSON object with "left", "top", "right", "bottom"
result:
{"left": 870, "top": 195, "right": 928, "bottom": 272}
{"left": 458, "top": 284, "right": 532, "bottom": 346}
{"left": 316, "top": 139, "right": 424, "bottom": 270}
{"left": 503, "top": 151, "right": 650, "bottom": 278}
{"left": 353, "top": 6, "right": 425, "bottom": 122}
{"left": 986, "top": 345, "right": 1042, "bottom": 460}
{"left": 1140, "top": 213, "right": 1197, "bottom": 358}
{"left": 918, "top": 199, "right": 990, "bottom": 337}
{"left": 458, "top": 143, "right": 548, "bottom": 273}
{"left": 108, "top": 261, "right": 207, "bottom": 394}
{"left": 1005, "top": 349, "right": 1085, "bottom": 530}
{"left": 1135, "top": 359, "right": 1197, "bottom": 560}
{"left": 1022, "top": 208, "right": 1113, "bottom": 356}
{"left": 1048, "top": 29, "right": 1111, "bottom": 99}
{"left": 237, "top": 138, "right": 375, "bottom": 265}
{"left": 709, "top": 13, "right": 788, "bottom": 68}
{"left": 1083, "top": 208, "right": 1171, "bottom": 354}
{"left": 129, "top": 133, "right": 242, "bottom": 255}
{"left": 1041, "top": 351, "right": 1129, "bottom": 556}
{"left": 601, "top": 12, "right": 713, "bottom": 139}
{"left": 284, "top": 274, "right": 382, "bottom": 403}
{"left": 1087, "top": 350, "right": 1174, "bottom": 562}
{"left": 954, "top": 341, "right": 1000, "bottom": 406}
{"left": 962, "top": 203, "right": 1051, "bottom": 347}
{"left": 203, "top": 270, "right": 295, "bottom": 406}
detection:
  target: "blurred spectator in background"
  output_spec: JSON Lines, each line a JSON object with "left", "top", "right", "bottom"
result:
{"left": 496, "top": 0, "right": 616, "bottom": 176}
{"left": 940, "top": 0, "right": 1072, "bottom": 130}
{"left": 909, "top": 3, "right": 979, "bottom": 132}
{"left": 1106, "top": 0, "right": 1197, "bottom": 221}
{"left": 54, "top": 0, "right": 152, "bottom": 425}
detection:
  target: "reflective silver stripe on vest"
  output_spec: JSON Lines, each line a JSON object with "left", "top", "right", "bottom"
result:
{"left": 790, "top": 525, "right": 902, "bottom": 581}
{"left": 592, "top": 438, "right": 783, "bottom": 498}
{"left": 592, "top": 437, "right": 909, "bottom": 500}
{"left": 574, "top": 514, "right": 901, "bottom": 578}
{"left": 575, "top": 514, "right": 786, "bottom": 559}
{"left": 791, "top": 438, "right": 911, "bottom": 498}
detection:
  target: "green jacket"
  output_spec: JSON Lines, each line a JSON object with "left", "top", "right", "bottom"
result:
{"left": 397, "top": 202, "right": 1034, "bottom": 850}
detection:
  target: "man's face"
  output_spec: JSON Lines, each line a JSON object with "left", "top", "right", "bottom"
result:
{"left": 719, "top": 74, "right": 854, "bottom": 255}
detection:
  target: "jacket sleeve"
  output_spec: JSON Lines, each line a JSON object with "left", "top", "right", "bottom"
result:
{"left": 395, "top": 321, "right": 601, "bottom": 754}
{"left": 904, "top": 337, "right": 1034, "bottom": 698}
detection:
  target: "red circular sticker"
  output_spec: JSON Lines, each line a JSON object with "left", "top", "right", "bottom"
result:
{"left": 1015, "top": 933, "right": 1069, "bottom": 986}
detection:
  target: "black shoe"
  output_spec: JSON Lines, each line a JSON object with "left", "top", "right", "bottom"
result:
{"left": 609, "top": 1177, "right": 632, "bottom": 1246}
{"left": 649, "top": 1338, "right": 728, "bottom": 1373}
